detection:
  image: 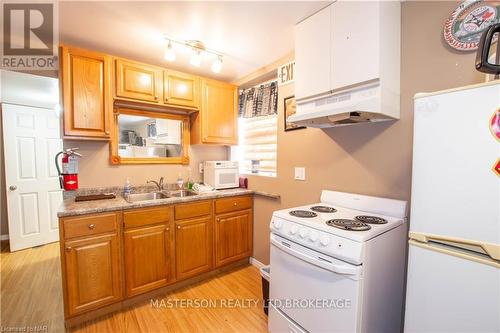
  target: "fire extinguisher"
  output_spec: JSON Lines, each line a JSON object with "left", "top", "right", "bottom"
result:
{"left": 55, "top": 148, "right": 82, "bottom": 191}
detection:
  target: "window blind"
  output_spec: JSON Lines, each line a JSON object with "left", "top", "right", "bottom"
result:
{"left": 238, "top": 114, "right": 277, "bottom": 176}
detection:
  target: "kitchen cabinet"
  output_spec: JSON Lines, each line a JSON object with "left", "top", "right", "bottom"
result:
{"left": 58, "top": 194, "right": 252, "bottom": 326}
{"left": 60, "top": 211, "right": 122, "bottom": 317}
{"left": 164, "top": 71, "right": 200, "bottom": 109}
{"left": 115, "top": 59, "right": 162, "bottom": 103}
{"left": 60, "top": 45, "right": 112, "bottom": 139}
{"left": 63, "top": 233, "right": 122, "bottom": 316}
{"left": 215, "top": 209, "right": 253, "bottom": 267}
{"left": 124, "top": 224, "right": 170, "bottom": 296}
{"left": 330, "top": 1, "right": 380, "bottom": 90}
{"left": 295, "top": 2, "right": 400, "bottom": 98}
{"left": 294, "top": 6, "right": 331, "bottom": 100}
{"left": 191, "top": 79, "right": 238, "bottom": 145}
{"left": 175, "top": 215, "right": 213, "bottom": 280}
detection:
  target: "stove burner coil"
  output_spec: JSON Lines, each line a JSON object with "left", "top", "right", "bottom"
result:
{"left": 289, "top": 210, "right": 318, "bottom": 218}
{"left": 326, "top": 219, "right": 371, "bottom": 231}
{"left": 310, "top": 206, "right": 337, "bottom": 213}
{"left": 355, "top": 215, "right": 388, "bottom": 224}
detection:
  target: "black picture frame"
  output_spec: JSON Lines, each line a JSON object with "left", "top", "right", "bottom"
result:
{"left": 284, "top": 95, "right": 305, "bottom": 131}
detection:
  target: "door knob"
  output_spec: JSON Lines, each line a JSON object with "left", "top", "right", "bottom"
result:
{"left": 9, "top": 185, "right": 17, "bottom": 191}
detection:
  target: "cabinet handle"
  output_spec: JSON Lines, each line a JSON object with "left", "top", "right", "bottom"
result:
{"left": 105, "top": 131, "right": 110, "bottom": 135}
{"left": 177, "top": 225, "right": 181, "bottom": 230}
{"left": 217, "top": 218, "right": 221, "bottom": 222}
{"left": 166, "top": 227, "right": 170, "bottom": 231}
{"left": 154, "top": 95, "right": 159, "bottom": 100}
{"left": 65, "top": 246, "right": 72, "bottom": 252}
{"left": 88, "top": 224, "right": 95, "bottom": 230}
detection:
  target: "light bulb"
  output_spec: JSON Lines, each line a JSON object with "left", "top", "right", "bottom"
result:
{"left": 211, "top": 55, "right": 223, "bottom": 73}
{"left": 164, "top": 40, "right": 176, "bottom": 62}
{"left": 190, "top": 49, "right": 202, "bottom": 67}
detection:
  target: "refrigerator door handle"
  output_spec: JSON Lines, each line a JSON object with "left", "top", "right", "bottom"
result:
{"left": 409, "top": 232, "right": 500, "bottom": 267}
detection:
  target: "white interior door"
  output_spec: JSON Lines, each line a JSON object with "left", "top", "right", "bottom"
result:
{"left": 2, "top": 104, "right": 62, "bottom": 251}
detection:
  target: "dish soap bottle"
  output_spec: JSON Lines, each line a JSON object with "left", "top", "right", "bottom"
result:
{"left": 176, "top": 173, "right": 184, "bottom": 190}
{"left": 123, "top": 177, "right": 132, "bottom": 197}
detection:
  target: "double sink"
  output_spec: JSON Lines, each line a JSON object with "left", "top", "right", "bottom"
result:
{"left": 125, "top": 190, "right": 198, "bottom": 203}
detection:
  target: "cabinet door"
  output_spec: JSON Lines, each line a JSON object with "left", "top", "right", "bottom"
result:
{"left": 115, "top": 59, "right": 162, "bottom": 103}
{"left": 63, "top": 233, "right": 122, "bottom": 316}
{"left": 164, "top": 71, "right": 200, "bottom": 109}
{"left": 60, "top": 46, "right": 111, "bottom": 139}
{"left": 175, "top": 216, "right": 213, "bottom": 280}
{"left": 215, "top": 209, "right": 253, "bottom": 267}
{"left": 200, "top": 79, "right": 238, "bottom": 144}
{"left": 330, "top": 1, "right": 380, "bottom": 90}
{"left": 124, "top": 224, "right": 170, "bottom": 297}
{"left": 294, "top": 5, "right": 331, "bottom": 100}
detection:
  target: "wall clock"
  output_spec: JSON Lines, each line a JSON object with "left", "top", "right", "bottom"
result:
{"left": 444, "top": 0, "right": 500, "bottom": 51}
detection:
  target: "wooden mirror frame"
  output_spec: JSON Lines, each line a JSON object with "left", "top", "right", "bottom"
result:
{"left": 110, "top": 107, "right": 190, "bottom": 165}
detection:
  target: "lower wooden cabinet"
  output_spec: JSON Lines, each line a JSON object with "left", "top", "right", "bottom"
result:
{"left": 175, "top": 216, "right": 213, "bottom": 280}
{"left": 215, "top": 209, "right": 253, "bottom": 267}
{"left": 63, "top": 233, "right": 122, "bottom": 316}
{"left": 123, "top": 224, "right": 171, "bottom": 297}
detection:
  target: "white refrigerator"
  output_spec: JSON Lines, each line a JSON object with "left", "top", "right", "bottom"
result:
{"left": 405, "top": 82, "right": 500, "bottom": 332}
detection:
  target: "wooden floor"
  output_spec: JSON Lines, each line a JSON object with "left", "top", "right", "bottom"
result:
{"left": 1, "top": 241, "right": 268, "bottom": 333}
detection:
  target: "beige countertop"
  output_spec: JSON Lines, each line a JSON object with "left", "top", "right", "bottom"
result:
{"left": 57, "top": 188, "right": 254, "bottom": 218}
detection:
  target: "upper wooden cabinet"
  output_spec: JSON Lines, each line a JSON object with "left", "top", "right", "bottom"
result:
{"left": 191, "top": 79, "right": 238, "bottom": 145}
{"left": 115, "top": 59, "right": 162, "bottom": 103}
{"left": 164, "top": 71, "right": 200, "bottom": 109}
{"left": 60, "top": 45, "right": 112, "bottom": 140}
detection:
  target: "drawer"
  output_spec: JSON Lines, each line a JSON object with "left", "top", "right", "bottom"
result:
{"left": 123, "top": 206, "right": 169, "bottom": 229}
{"left": 63, "top": 212, "right": 119, "bottom": 239}
{"left": 174, "top": 200, "right": 212, "bottom": 220}
{"left": 215, "top": 196, "right": 253, "bottom": 214}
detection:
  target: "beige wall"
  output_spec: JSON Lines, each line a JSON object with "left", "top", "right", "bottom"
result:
{"left": 64, "top": 140, "right": 227, "bottom": 188}
{"left": 249, "top": 1, "right": 485, "bottom": 265}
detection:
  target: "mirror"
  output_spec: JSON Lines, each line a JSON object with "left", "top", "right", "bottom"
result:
{"left": 110, "top": 108, "right": 190, "bottom": 164}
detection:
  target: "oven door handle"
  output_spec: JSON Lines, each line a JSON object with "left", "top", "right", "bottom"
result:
{"left": 271, "top": 237, "right": 360, "bottom": 276}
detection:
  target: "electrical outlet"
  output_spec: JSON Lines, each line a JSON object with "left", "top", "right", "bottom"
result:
{"left": 295, "top": 167, "right": 306, "bottom": 181}
{"left": 199, "top": 162, "right": 204, "bottom": 174}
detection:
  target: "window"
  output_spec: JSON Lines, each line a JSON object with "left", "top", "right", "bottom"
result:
{"left": 231, "top": 81, "right": 278, "bottom": 177}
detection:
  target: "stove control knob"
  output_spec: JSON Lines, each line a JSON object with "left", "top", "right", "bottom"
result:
{"left": 299, "top": 228, "right": 308, "bottom": 238}
{"left": 320, "top": 236, "right": 330, "bottom": 246}
{"left": 273, "top": 220, "right": 283, "bottom": 229}
{"left": 290, "top": 225, "right": 298, "bottom": 235}
{"left": 309, "top": 231, "right": 318, "bottom": 242}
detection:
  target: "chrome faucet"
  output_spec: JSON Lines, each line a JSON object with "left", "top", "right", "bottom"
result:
{"left": 147, "top": 177, "right": 164, "bottom": 191}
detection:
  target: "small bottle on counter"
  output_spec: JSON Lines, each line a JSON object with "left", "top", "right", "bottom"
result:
{"left": 123, "top": 177, "right": 132, "bottom": 197}
{"left": 187, "top": 169, "right": 194, "bottom": 190}
{"left": 176, "top": 173, "right": 184, "bottom": 190}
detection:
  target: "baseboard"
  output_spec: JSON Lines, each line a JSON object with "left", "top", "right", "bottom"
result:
{"left": 249, "top": 257, "right": 266, "bottom": 270}
{"left": 0, "top": 234, "right": 9, "bottom": 241}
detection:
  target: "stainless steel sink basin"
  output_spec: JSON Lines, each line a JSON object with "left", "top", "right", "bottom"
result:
{"left": 167, "top": 190, "right": 198, "bottom": 198}
{"left": 125, "top": 192, "right": 168, "bottom": 203}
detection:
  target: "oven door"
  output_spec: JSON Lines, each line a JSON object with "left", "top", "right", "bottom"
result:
{"left": 214, "top": 168, "right": 239, "bottom": 189}
{"left": 269, "top": 233, "right": 363, "bottom": 333}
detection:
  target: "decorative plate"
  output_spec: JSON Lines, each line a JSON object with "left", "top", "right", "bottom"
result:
{"left": 443, "top": 0, "right": 500, "bottom": 51}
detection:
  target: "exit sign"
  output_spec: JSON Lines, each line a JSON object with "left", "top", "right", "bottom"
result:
{"left": 278, "top": 61, "right": 295, "bottom": 86}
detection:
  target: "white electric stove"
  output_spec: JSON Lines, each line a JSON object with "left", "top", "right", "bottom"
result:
{"left": 268, "top": 190, "right": 408, "bottom": 333}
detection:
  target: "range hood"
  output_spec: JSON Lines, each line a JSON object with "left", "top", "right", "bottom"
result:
{"left": 288, "top": 82, "right": 399, "bottom": 128}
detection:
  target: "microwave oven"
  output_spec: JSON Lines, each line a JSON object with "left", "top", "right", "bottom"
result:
{"left": 203, "top": 161, "right": 239, "bottom": 189}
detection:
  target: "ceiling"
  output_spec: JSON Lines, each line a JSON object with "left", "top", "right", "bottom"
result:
{"left": 59, "top": 1, "right": 328, "bottom": 82}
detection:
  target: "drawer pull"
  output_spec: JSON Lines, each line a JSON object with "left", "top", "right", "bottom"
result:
{"left": 233, "top": 202, "right": 237, "bottom": 206}
{"left": 65, "top": 246, "right": 72, "bottom": 252}
{"left": 88, "top": 224, "right": 95, "bottom": 230}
